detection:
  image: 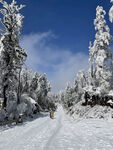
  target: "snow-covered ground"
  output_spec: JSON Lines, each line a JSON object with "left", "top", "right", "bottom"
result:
{"left": 0, "top": 106, "right": 113, "bottom": 150}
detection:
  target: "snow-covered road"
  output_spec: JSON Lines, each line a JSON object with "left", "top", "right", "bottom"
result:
{"left": 0, "top": 106, "right": 113, "bottom": 150}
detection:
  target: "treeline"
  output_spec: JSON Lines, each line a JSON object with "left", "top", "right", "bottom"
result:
{"left": 60, "top": 3, "right": 113, "bottom": 116}
{"left": 0, "top": 0, "right": 56, "bottom": 122}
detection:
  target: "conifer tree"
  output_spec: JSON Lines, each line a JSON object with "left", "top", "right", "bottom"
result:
{"left": 29, "top": 72, "right": 40, "bottom": 100}
{"left": 37, "top": 74, "right": 51, "bottom": 107}
{"left": 0, "top": 0, "right": 27, "bottom": 107}
{"left": 92, "top": 6, "right": 113, "bottom": 93}
{"left": 64, "top": 83, "right": 72, "bottom": 107}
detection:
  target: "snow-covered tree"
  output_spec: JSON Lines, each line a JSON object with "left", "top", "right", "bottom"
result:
{"left": 77, "top": 70, "right": 87, "bottom": 90}
{"left": 37, "top": 74, "right": 51, "bottom": 108}
{"left": 63, "top": 83, "right": 73, "bottom": 108}
{"left": 0, "top": 0, "right": 27, "bottom": 107}
{"left": 21, "top": 69, "right": 33, "bottom": 94}
{"left": 0, "top": 1, "right": 53, "bottom": 122}
{"left": 109, "top": 0, "right": 113, "bottom": 22}
{"left": 92, "top": 6, "right": 113, "bottom": 93}
{"left": 61, "top": 73, "right": 87, "bottom": 110}
{"left": 21, "top": 70, "right": 52, "bottom": 110}
{"left": 29, "top": 72, "right": 40, "bottom": 100}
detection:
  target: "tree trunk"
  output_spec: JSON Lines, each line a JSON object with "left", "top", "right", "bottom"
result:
{"left": 17, "top": 68, "right": 21, "bottom": 104}
{"left": 2, "top": 73, "right": 8, "bottom": 108}
{"left": 3, "top": 85, "right": 8, "bottom": 108}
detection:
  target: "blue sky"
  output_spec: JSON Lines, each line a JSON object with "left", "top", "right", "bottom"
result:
{"left": 2, "top": 0, "right": 113, "bottom": 92}
{"left": 21, "top": 0, "right": 113, "bottom": 51}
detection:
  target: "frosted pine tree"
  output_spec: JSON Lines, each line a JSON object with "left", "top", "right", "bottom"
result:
{"left": 21, "top": 69, "right": 33, "bottom": 94}
{"left": 29, "top": 72, "right": 40, "bottom": 100}
{"left": 64, "top": 83, "right": 73, "bottom": 108}
{"left": 109, "top": 0, "right": 113, "bottom": 22}
{"left": 77, "top": 70, "right": 87, "bottom": 89}
{"left": 0, "top": 0, "right": 27, "bottom": 108}
{"left": 92, "top": 6, "right": 113, "bottom": 94}
{"left": 37, "top": 74, "right": 51, "bottom": 108}
{"left": 38, "top": 74, "right": 51, "bottom": 97}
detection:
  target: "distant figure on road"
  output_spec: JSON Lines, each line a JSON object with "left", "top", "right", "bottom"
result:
{"left": 49, "top": 109, "right": 54, "bottom": 119}
{"left": 16, "top": 114, "right": 23, "bottom": 124}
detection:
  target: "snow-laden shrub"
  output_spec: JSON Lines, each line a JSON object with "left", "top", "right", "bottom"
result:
{"left": 0, "top": 94, "right": 38, "bottom": 122}
{"left": 20, "top": 94, "right": 37, "bottom": 116}
{"left": 17, "top": 102, "right": 27, "bottom": 115}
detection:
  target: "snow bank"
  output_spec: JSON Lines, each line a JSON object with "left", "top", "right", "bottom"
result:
{"left": 19, "top": 94, "right": 37, "bottom": 116}
{"left": 70, "top": 102, "right": 113, "bottom": 120}
{"left": 0, "top": 94, "right": 38, "bottom": 122}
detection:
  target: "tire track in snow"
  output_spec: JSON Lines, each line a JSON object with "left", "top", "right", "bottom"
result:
{"left": 43, "top": 108, "right": 63, "bottom": 150}
{"left": 18, "top": 118, "right": 54, "bottom": 150}
{"left": 43, "top": 106, "right": 81, "bottom": 150}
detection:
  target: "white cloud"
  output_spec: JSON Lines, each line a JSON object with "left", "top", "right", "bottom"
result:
{"left": 21, "top": 32, "right": 89, "bottom": 93}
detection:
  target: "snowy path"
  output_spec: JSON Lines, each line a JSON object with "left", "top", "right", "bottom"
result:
{"left": 0, "top": 106, "right": 113, "bottom": 150}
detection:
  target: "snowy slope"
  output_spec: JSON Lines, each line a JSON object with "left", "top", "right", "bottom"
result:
{"left": 0, "top": 106, "right": 113, "bottom": 150}
{"left": 70, "top": 102, "right": 113, "bottom": 120}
